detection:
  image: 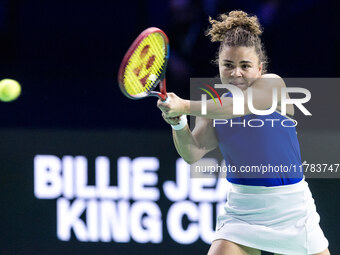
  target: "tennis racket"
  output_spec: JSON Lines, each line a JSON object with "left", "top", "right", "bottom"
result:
{"left": 118, "top": 27, "right": 169, "bottom": 101}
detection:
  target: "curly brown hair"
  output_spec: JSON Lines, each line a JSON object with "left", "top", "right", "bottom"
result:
{"left": 206, "top": 10, "right": 268, "bottom": 73}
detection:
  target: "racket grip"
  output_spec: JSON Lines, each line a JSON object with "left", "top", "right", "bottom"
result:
{"left": 162, "top": 96, "right": 170, "bottom": 103}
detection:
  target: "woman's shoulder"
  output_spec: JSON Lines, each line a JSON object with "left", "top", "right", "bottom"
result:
{"left": 261, "top": 73, "right": 282, "bottom": 79}
{"left": 260, "top": 74, "right": 295, "bottom": 116}
{"left": 258, "top": 73, "right": 286, "bottom": 89}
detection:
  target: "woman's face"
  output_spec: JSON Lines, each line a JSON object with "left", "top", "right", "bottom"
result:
{"left": 219, "top": 46, "right": 262, "bottom": 90}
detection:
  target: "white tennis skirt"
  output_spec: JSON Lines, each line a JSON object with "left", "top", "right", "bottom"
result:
{"left": 213, "top": 179, "right": 328, "bottom": 255}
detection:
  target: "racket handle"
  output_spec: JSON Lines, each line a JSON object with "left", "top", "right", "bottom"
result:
{"left": 159, "top": 79, "right": 168, "bottom": 101}
{"left": 162, "top": 96, "right": 170, "bottom": 103}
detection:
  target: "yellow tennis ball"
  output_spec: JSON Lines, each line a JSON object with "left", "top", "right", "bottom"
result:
{"left": 0, "top": 79, "right": 21, "bottom": 102}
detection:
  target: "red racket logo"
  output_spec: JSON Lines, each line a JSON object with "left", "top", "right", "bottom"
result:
{"left": 132, "top": 45, "right": 157, "bottom": 87}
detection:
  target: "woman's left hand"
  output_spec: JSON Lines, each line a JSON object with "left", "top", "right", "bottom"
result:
{"left": 157, "top": 92, "right": 188, "bottom": 117}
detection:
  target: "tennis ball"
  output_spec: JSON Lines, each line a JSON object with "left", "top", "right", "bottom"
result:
{"left": 0, "top": 79, "right": 21, "bottom": 102}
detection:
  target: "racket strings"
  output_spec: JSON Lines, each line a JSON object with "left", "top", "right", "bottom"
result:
{"left": 127, "top": 36, "right": 164, "bottom": 93}
{"left": 123, "top": 33, "right": 167, "bottom": 97}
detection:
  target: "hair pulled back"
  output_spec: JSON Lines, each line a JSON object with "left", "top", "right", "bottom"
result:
{"left": 206, "top": 10, "right": 268, "bottom": 73}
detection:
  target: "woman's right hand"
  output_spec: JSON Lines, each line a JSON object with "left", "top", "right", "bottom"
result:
{"left": 161, "top": 112, "right": 182, "bottom": 126}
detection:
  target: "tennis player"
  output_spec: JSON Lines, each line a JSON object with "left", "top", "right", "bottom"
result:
{"left": 157, "top": 10, "right": 330, "bottom": 255}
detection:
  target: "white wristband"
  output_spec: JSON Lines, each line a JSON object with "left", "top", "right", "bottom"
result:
{"left": 171, "top": 115, "right": 188, "bottom": 130}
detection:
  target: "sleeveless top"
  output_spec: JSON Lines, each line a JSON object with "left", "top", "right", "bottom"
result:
{"left": 214, "top": 92, "right": 303, "bottom": 186}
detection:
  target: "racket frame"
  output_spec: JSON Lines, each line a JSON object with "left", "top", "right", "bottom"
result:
{"left": 118, "top": 27, "right": 169, "bottom": 101}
